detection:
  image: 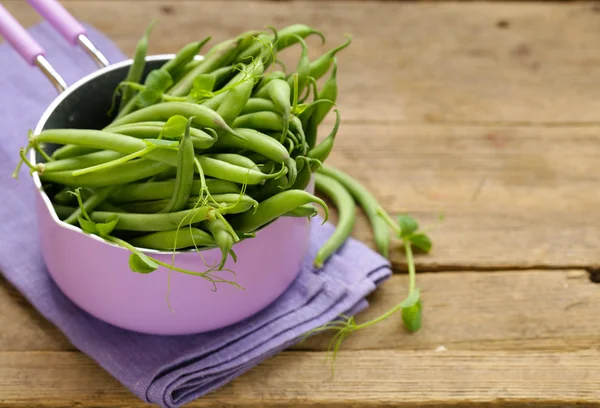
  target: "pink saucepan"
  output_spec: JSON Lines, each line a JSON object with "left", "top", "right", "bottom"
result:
{"left": 0, "top": 0, "right": 311, "bottom": 335}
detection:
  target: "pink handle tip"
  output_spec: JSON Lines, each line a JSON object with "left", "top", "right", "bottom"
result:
{"left": 27, "top": 0, "right": 85, "bottom": 45}
{"left": 0, "top": 3, "right": 44, "bottom": 65}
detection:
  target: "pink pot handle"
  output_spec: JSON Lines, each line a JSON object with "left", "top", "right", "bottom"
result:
{"left": 0, "top": 3, "right": 45, "bottom": 65}
{"left": 27, "top": 0, "right": 85, "bottom": 45}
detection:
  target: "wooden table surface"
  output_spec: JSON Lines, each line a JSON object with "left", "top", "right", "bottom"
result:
{"left": 2, "top": 1, "right": 600, "bottom": 407}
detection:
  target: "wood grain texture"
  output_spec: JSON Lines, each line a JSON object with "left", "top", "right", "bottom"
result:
{"left": 5, "top": 1, "right": 600, "bottom": 124}
{"left": 0, "top": 350, "right": 599, "bottom": 408}
{"left": 2, "top": 270, "right": 598, "bottom": 354}
{"left": 1, "top": 1, "right": 600, "bottom": 407}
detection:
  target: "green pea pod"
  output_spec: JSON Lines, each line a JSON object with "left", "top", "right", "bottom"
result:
{"left": 230, "top": 190, "right": 328, "bottom": 233}
{"left": 119, "top": 21, "right": 155, "bottom": 111}
{"left": 318, "top": 165, "right": 390, "bottom": 258}
{"left": 129, "top": 228, "right": 216, "bottom": 250}
{"left": 160, "top": 118, "right": 195, "bottom": 213}
{"left": 110, "top": 179, "right": 241, "bottom": 203}
{"left": 313, "top": 172, "right": 356, "bottom": 268}
{"left": 308, "top": 35, "right": 351, "bottom": 81}
{"left": 307, "top": 109, "right": 340, "bottom": 163}
{"left": 217, "top": 128, "right": 289, "bottom": 163}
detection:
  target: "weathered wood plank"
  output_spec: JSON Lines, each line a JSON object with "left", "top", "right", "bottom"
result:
{"left": 2, "top": 270, "right": 598, "bottom": 353}
{"left": 5, "top": 1, "right": 600, "bottom": 124}
{"left": 0, "top": 350, "right": 598, "bottom": 407}
{"left": 322, "top": 123, "right": 600, "bottom": 270}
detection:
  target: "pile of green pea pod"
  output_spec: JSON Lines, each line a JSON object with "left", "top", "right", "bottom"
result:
{"left": 17, "top": 23, "right": 395, "bottom": 281}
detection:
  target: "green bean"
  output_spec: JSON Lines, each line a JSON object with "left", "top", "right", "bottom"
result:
{"left": 64, "top": 186, "right": 117, "bottom": 225}
{"left": 283, "top": 204, "right": 318, "bottom": 218}
{"left": 220, "top": 128, "right": 289, "bottom": 162}
{"left": 287, "top": 36, "right": 310, "bottom": 96}
{"left": 313, "top": 172, "right": 356, "bottom": 267}
{"left": 230, "top": 190, "right": 328, "bottom": 233}
{"left": 107, "top": 122, "right": 215, "bottom": 150}
{"left": 253, "top": 71, "right": 286, "bottom": 96}
{"left": 318, "top": 165, "right": 390, "bottom": 258}
{"left": 240, "top": 98, "right": 277, "bottom": 115}
{"left": 307, "top": 109, "right": 340, "bottom": 163}
{"left": 232, "top": 111, "right": 284, "bottom": 132}
{"left": 118, "top": 193, "right": 256, "bottom": 214}
{"left": 90, "top": 206, "right": 215, "bottom": 231}
{"left": 53, "top": 204, "right": 75, "bottom": 220}
{"left": 97, "top": 201, "right": 128, "bottom": 213}
{"left": 201, "top": 92, "right": 227, "bottom": 111}
{"left": 119, "top": 21, "right": 155, "bottom": 111}
{"left": 236, "top": 24, "right": 325, "bottom": 63}
{"left": 289, "top": 115, "right": 307, "bottom": 153}
{"left": 274, "top": 24, "right": 325, "bottom": 50}
{"left": 308, "top": 35, "right": 351, "bottom": 81}
{"left": 43, "top": 150, "right": 125, "bottom": 173}
{"left": 313, "top": 57, "right": 338, "bottom": 126}
{"left": 110, "top": 179, "right": 240, "bottom": 203}
{"left": 167, "top": 31, "right": 259, "bottom": 97}
{"left": 106, "top": 102, "right": 238, "bottom": 138}
{"left": 204, "top": 217, "right": 235, "bottom": 270}
{"left": 129, "top": 228, "right": 216, "bottom": 250}
{"left": 51, "top": 145, "right": 98, "bottom": 160}
{"left": 216, "top": 61, "right": 263, "bottom": 125}
{"left": 160, "top": 118, "right": 195, "bottom": 213}
{"left": 197, "top": 155, "right": 284, "bottom": 185}
{"left": 249, "top": 175, "right": 288, "bottom": 202}
{"left": 207, "top": 153, "right": 259, "bottom": 170}
{"left": 290, "top": 159, "right": 313, "bottom": 191}
{"left": 161, "top": 38, "right": 210, "bottom": 74}
{"left": 40, "top": 160, "right": 171, "bottom": 188}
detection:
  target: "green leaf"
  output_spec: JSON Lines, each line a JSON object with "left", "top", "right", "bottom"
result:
{"left": 144, "top": 69, "right": 173, "bottom": 91}
{"left": 128, "top": 252, "right": 159, "bottom": 274}
{"left": 402, "top": 298, "right": 422, "bottom": 332}
{"left": 189, "top": 75, "right": 216, "bottom": 101}
{"left": 293, "top": 103, "right": 309, "bottom": 115}
{"left": 138, "top": 89, "right": 162, "bottom": 108}
{"left": 397, "top": 214, "right": 418, "bottom": 238}
{"left": 95, "top": 214, "right": 119, "bottom": 238}
{"left": 160, "top": 115, "right": 189, "bottom": 139}
{"left": 143, "top": 138, "right": 179, "bottom": 148}
{"left": 77, "top": 216, "right": 98, "bottom": 235}
{"left": 410, "top": 233, "right": 432, "bottom": 253}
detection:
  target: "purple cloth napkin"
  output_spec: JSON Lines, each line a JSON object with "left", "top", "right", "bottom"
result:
{"left": 0, "top": 22, "right": 392, "bottom": 407}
